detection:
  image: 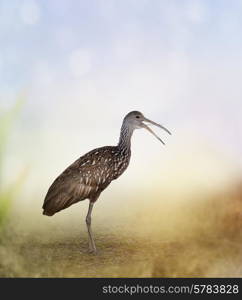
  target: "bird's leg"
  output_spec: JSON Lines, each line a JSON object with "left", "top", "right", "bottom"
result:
{"left": 86, "top": 201, "right": 97, "bottom": 254}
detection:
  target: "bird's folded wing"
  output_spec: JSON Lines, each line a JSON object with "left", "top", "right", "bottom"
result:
{"left": 42, "top": 170, "right": 97, "bottom": 215}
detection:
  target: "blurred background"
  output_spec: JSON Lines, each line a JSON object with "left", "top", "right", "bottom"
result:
{"left": 1, "top": 0, "right": 242, "bottom": 277}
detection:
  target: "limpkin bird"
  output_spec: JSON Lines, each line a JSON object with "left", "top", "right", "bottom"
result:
{"left": 42, "top": 111, "right": 171, "bottom": 253}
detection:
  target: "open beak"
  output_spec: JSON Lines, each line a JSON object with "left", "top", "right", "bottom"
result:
{"left": 141, "top": 117, "right": 171, "bottom": 145}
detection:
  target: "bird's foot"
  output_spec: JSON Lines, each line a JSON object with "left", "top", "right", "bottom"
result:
{"left": 80, "top": 247, "right": 97, "bottom": 255}
{"left": 88, "top": 248, "right": 98, "bottom": 255}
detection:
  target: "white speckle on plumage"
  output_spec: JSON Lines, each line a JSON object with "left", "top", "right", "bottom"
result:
{"left": 79, "top": 184, "right": 83, "bottom": 194}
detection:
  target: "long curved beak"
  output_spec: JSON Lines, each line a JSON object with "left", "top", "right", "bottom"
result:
{"left": 142, "top": 117, "right": 171, "bottom": 145}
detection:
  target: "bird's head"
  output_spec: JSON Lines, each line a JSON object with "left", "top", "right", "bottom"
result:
{"left": 124, "top": 111, "right": 171, "bottom": 145}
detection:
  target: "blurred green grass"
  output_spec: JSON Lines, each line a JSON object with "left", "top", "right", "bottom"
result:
{"left": 0, "top": 99, "right": 24, "bottom": 230}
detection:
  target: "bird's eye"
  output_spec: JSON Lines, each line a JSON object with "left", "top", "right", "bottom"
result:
{"left": 136, "top": 116, "right": 140, "bottom": 119}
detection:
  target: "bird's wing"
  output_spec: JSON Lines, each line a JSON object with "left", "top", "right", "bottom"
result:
{"left": 42, "top": 147, "right": 115, "bottom": 216}
{"left": 42, "top": 166, "right": 98, "bottom": 215}
{"left": 43, "top": 149, "right": 110, "bottom": 215}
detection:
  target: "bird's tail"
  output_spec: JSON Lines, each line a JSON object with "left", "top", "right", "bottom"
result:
{"left": 42, "top": 200, "right": 57, "bottom": 216}
{"left": 42, "top": 209, "right": 55, "bottom": 216}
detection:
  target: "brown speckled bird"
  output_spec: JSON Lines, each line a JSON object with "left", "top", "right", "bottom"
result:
{"left": 42, "top": 111, "right": 171, "bottom": 253}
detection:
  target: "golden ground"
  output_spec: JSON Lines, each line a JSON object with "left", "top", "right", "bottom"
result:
{"left": 1, "top": 184, "right": 242, "bottom": 278}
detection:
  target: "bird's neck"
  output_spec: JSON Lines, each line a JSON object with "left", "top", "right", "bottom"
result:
{"left": 117, "top": 122, "right": 133, "bottom": 152}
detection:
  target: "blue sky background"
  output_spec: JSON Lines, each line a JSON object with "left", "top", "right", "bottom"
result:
{"left": 1, "top": 0, "right": 242, "bottom": 204}
{"left": 1, "top": 0, "right": 242, "bottom": 91}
